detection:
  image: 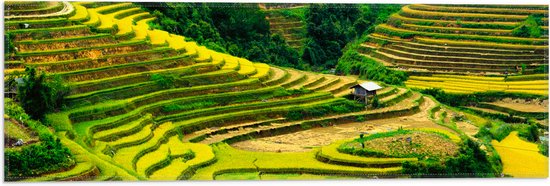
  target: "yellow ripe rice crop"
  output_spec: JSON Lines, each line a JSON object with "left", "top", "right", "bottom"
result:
{"left": 149, "top": 137, "right": 215, "bottom": 180}
{"left": 113, "top": 8, "right": 145, "bottom": 36}
{"left": 221, "top": 55, "right": 240, "bottom": 70}
{"left": 112, "top": 123, "right": 172, "bottom": 170}
{"left": 148, "top": 158, "right": 189, "bottom": 180}
{"left": 147, "top": 29, "right": 170, "bottom": 45}
{"left": 192, "top": 143, "right": 402, "bottom": 180}
{"left": 105, "top": 124, "right": 152, "bottom": 148}
{"left": 133, "top": 18, "right": 155, "bottom": 39}
{"left": 492, "top": 131, "right": 548, "bottom": 178}
{"left": 135, "top": 145, "right": 170, "bottom": 176}
{"left": 69, "top": 3, "right": 88, "bottom": 21}
{"left": 195, "top": 46, "right": 217, "bottom": 61}
{"left": 251, "top": 63, "right": 270, "bottom": 79}
{"left": 237, "top": 59, "right": 257, "bottom": 76}
{"left": 83, "top": 10, "right": 99, "bottom": 26}
{"left": 209, "top": 51, "right": 227, "bottom": 66}
{"left": 167, "top": 34, "right": 186, "bottom": 50}
{"left": 93, "top": 3, "right": 133, "bottom": 13}
{"left": 406, "top": 74, "right": 549, "bottom": 95}
{"left": 96, "top": 13, "right": 115, "bottom": 29}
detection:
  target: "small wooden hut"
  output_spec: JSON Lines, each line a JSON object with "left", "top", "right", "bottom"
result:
{"left": 349, "top": 82, "right": 382, "bottom": 105}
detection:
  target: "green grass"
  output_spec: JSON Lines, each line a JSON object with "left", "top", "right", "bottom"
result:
{"left": 192, "top": 143, "right": 402, "bottom": 180}
{"left": 4, "top": 120, "right": 36, "bottom": 142}
{"left": 318, "top": 140, "right": 418, "bottom": 166}
{"left": 93, "top": 114, "right": 152, "bottom": 141}
{"left": 215, "top": 172, "right": 362, "bottom": 180}
{"left": 155, "top": 92, "right": 334, "bottom": 123}
{"left": 25, "top": 162, "right": 97, "bottom": 181}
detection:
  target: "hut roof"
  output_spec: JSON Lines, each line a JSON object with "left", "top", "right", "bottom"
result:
{"left": 350, "top": 82, "right": 382, "bottom": 91}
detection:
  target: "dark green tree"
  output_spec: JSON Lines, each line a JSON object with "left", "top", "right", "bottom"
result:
{"left": 17, "top": 67, "right": 68, "bottom": 120}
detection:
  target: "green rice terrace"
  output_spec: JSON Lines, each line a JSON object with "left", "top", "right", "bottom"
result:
{"left": 263, "top": 4, "right": 307, "bottom": 51}
{"left": 3, "top": 1, "right": 549, "bottom": 181}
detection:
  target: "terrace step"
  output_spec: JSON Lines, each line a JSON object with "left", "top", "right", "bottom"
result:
{"left": 185, "top": 118, "right": 286, "bottom": 142}
{"left": 94, "top": 114, "right": 154, "bottom": 141}
{"left": 379, "top": 47, "right": 546, "bottom": 65}
{"left": 375, "top": 24, "right": 548, "bottom": 45}
{"left": 400, "top": 38, "right": 547, "bottom": 54}
{"left": 111, "top": 122, "right": 173, "bottom": 171}
{"left": 326, "top": 78, "right": 356, "bottom": 94}
{"left": 155, "top": 92, "right": 335, "bottom": 124}
{"left": 5, "top": 1, "right": 74, "bottom": 20}
{"left": 295, "top": 75, "right": 324, "bottom": 89}
{"left": 55, "top": 54, "right": 196, "bottom": 83}
{"left": 401, "top": 5, "right": 528, "bottom": 22}
{"left": 409, "top": 4, "right": 549, "bottom": 16}
{"left": 372, "top": 50, "right": 536, "bottom": 72}
{"left": 19, "top": 40, "right": 151, "bottom": 63}
{"left": 397, "top": 23, "right": 513, "bottom": 36}
{"left": 103, "top": 124, "right": 154, "bottom": 151}
{"left": 280, "top": 69, "right": 308, "bottom": 88}
{"left": 389, "top": 14, "right": 518, "bottom": 30}
{"left": 198, "top": 93, "right": 424, "bottom": 144}
{"left": 15, "top": 34, "right": 117, "bottom": 52}
{"left": 67, "top": 79, "right": 268, "bottom": 126}
{"left": 148, "top": 139, "right": 215, "bottom": 180}
{"left": 316, "top": 140, "right": 417, "bottom": 168}
{"left": 388, "top": 43, "right": 544, "bottom": 60}
{"left": 309, "top": 77, "right": 341, "bottom": 91}
{"left": 37, "top": 47, "right": 178, "bottom": 73}
{"left": 6, "top": 18, "right": 73, "bottom": 30}
{"left": 66, "top": 73, "right": 256, "bottom": 109}
{"left": 264, "top": 66, "right": 290, "bottom": 86}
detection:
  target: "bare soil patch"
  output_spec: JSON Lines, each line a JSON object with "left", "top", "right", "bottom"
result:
{"left": 232, "top": 97, "right": 459, "bottom": 152}
{"left": 491, "top": 98, "right": 548, "bottom": 113}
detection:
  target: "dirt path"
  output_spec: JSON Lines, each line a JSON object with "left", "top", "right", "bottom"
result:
{"left": 231, "top": 96, "right": 455, "bottom": 152}
{"left": 5, "top": 2, "right": 74, "bottom": 19}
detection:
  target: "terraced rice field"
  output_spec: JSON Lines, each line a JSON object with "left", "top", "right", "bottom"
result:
{"left": 405, "top": 74, "right": 549, "bottom": 95}
{"left": 5, "top": 2, "right": 437, "bottom": 181}
{"left": 265, "top": 8, "right": 307, "bottom": 51}
{"left": 492, "top": 131, "right": 548, "bottom": 178}
{"left": 359, "top": 4, "right": 548, "bottom": 76}
{"left": 5, "top": 2, "right": 547, "bottom": 181}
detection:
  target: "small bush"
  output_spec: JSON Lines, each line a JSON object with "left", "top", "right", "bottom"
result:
{"left": 371, "top": 95, "right": 380, "bottom": 108}
{"left": 151, "top": 73, "right": 177, "bottom": 89}
{"left": 403, "top": 139, "right": 496, "bottom": 178}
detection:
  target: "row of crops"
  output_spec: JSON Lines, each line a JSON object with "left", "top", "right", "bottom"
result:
{"left": 359, "top": 4, "right": 548, "bottom": 75}
{"left": 4, "top": 2, "right": 446, "bottom": 181}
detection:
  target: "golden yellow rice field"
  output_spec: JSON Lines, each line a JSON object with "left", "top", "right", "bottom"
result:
{"left": 406, "top": 75, "right": 549, "bottom": 95}
{"left": 492, "top": 131, "right": 548, "bottom": 178}
{"left": 69, "top": 3, "right": 88, "bottom": 21}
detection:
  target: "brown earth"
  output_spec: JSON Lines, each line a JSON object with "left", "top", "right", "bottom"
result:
{"left": 232, "top": 97, "right": 459, "bottom": 152}
{"left": 491, "top": 98, "right": 548, "bottom": 113}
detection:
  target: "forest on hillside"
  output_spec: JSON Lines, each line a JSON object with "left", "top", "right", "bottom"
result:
{"left": 137, "top": 3, "right": 402, "bottom": 72}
